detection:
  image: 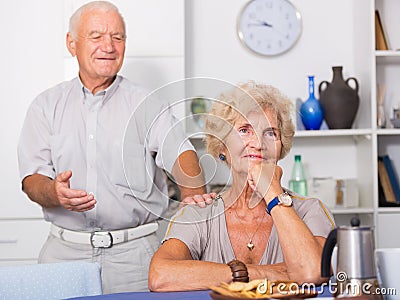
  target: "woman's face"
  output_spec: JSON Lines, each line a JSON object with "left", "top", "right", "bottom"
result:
{"left": 222, "top": 108, "right": 281, "bottom": 176}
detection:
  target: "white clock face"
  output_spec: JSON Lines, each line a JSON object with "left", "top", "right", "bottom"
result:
{"left": 238, "top": 0, "right": 302, "bottom": 56}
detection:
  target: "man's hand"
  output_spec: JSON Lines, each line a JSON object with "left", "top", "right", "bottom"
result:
{"left": 180, "top": 192, "right": 217, "bottom": 208}
{"left": 54, "top": 171, "right": 96, "bottom": 212}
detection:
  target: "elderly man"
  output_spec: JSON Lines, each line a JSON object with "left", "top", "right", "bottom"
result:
{"left": 18, "top": 1, "right": 209, "bottom": 294}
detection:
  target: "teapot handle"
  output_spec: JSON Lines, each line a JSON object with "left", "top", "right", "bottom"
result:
{"left": 318, "top": 81, "right": 330, "bottom": 95}
{"left": 321, "top": 228, "right": 337, "bottom": 278}
{"left": 346, "top": 77, "right": 359, "bottom": 93}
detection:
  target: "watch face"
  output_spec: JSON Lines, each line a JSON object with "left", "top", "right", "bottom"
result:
{"left": 278, "top": 193, "right": 293, "bottom": 206}
{"left": 237, "top": 0, "right": 302, "bottom": 56}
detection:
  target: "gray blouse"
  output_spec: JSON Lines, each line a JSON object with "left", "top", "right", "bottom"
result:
{"left": 163, "top": 192, "right": 335, "bottom": 264}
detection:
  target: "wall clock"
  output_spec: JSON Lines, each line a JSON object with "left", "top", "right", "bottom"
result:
{"left": 237, "top": 0, "right": 302, "bottom": 56}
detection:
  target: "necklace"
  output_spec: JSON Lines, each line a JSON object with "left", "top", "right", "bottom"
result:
{"left": 233, "top": 206, "right": 266, "bottom": 251}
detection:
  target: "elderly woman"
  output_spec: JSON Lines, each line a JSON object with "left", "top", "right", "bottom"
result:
{"left": 148, "top": 82, "right": 334, "bottom": 291}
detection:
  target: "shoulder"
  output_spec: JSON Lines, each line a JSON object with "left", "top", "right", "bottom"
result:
{"left": 292, "top": 194, "right": 321, "bottom": 207}
{"left": 171, "top": 200, "right": 224, "bottom": 223}
{"left": 27, "top": 79, "right": 77, "bottom": 114}
{"left": 286, "top": 190, "right": 336, "bottom": 235}
{"left": 288, "top": 190, "right": 331, "bottom": 215}
{"left": 118, "top": 76, "right": 166, "bottom": 107}
{"left": 164, "top": 199, "right": 224, "bottom": 242}
{"left": 118, "top": 76, "right": 153, "bottom": 98}
{"left": 32, "top": 78, "right": 76, "bottom": 105}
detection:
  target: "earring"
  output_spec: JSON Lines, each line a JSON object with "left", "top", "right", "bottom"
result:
{"left": 219, "top": 154, "right": 226, "bottom": 161}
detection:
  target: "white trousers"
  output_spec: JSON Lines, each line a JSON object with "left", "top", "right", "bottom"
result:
{"left": 38, "top": 231, "right": 160, "bottom": 294}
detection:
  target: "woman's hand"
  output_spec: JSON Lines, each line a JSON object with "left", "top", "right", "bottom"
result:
{"left": 247, "top": 162, "right": 284, "bottom": 204}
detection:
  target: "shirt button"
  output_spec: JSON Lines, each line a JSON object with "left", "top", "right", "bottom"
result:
{"left": 89, "top": 134, "right": 94, "bottom": 140}
{"left": 89, "top": 221, "right": 95, "bottom": 227}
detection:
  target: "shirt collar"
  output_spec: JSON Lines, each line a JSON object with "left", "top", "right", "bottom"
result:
{"left": 78, "top": 75, "right": 122, "bottom": 105}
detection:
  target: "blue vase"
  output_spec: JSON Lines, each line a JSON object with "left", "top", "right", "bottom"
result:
{"left": 300, "top": 76, "right": 324, "bottom": 130}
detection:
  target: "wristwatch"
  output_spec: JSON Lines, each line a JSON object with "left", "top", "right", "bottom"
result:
{"left": 266, "top": 192, "right": 293, "bottom": 215}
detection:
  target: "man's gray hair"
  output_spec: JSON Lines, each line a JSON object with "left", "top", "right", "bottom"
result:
{"left": 69, "top": 1, "right": 126, "bottom": 40}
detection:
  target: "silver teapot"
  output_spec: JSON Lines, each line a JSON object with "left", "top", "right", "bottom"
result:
{"left": 321, "top": 217, "right": 382, "bottom": 298}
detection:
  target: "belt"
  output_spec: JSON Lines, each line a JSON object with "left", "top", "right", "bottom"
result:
{"left": 50, "top": 223, "right": 158, "bottom": 248}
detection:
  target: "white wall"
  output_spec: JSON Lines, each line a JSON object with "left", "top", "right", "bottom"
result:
{"left": 186, "top": 0, "right": 360, "bottom": 100}
{"left": 0, "top": 1, "right": 65, "bottom": 217}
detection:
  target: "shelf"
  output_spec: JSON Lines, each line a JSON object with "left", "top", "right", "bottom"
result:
{"left": 376, "top": 128, "right": 400, "bottom": 135}
{"left": 378, "top": 207, "right": 400, "bottom": 214}
{"left": 294, "top": 129, "right": 372, "bottom": 138}
{"left": 375, "top": 50, "right": 400, "bottom": 57}
{"left": 189, "top": 129, "right": 375, "bottom": 140}
{"left": 331, "top": 208, "right": 374, "bottom": 214}
{"left": 376, "top": 51, "right": 400, "bottom": 64}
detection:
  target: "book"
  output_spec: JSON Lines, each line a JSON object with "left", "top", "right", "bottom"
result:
{"left": 378, "top": 158, "right": 397, "bottom": 203}
{"left": 378, "top": 163, "right": 400, "bottom": 207}
{"left": 381, "top": 155, "right": 400, "bottom": 203}
{"left": 375, "top": 10, "right": 389, "bottom": 50}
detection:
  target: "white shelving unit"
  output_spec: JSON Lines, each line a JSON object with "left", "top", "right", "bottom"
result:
{"left": 373, "top": 0, "right": 400, "bottom": 248}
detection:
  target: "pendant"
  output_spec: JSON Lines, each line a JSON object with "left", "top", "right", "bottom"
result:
{"left": 247, "top": 240, "right": 254, "bottom": 251}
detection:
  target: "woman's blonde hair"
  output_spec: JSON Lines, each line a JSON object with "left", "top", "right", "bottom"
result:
{"left": 204, "top": 81, "right": 295, "bottom": 160}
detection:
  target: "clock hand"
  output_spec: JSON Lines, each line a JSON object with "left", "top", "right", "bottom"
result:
{"left": 258, "top": 20, "right": 273, "bottom": 27}
{"left": 271, "top": 27, "right": 285, "bottom": 37}
{"left": 249, "top": 20, "right": 286, "bottom": 37}
{"left": 247, "top": 20, "right": 272, "bottom": 27}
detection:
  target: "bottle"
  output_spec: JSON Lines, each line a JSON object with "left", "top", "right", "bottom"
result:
{"left": 289, "top": 155, "right": 308, "bottom": 196}
{"left": 335, "top": 179, "right": 344, "bottom": 206}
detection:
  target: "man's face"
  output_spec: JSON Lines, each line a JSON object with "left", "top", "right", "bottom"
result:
{"left": 67, "top": 9, "right": 126, "bottom": 84}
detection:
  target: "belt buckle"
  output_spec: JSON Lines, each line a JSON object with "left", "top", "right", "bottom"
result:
{"left": 90, "top": 231, "right": 113, "bottom": 248}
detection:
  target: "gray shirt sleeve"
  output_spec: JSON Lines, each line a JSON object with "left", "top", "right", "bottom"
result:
{"left": 163, "top": 206, "right": 206, "bottom": 260}
{"left": 147, "top": 105, "right": 195, "bottom": 174}
{"left": 18, "top": 97, "right": 55, "bottom": 181}
{"left": 293, "top": 197, "right": 335, "bottom": 238}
